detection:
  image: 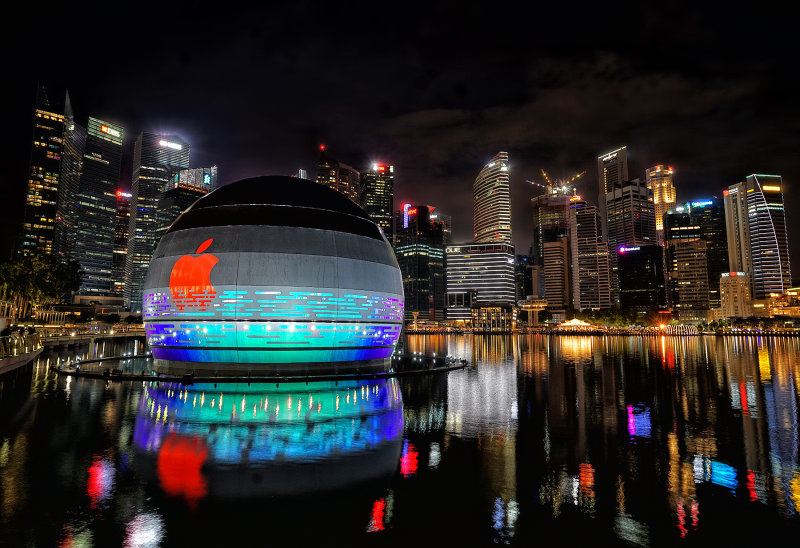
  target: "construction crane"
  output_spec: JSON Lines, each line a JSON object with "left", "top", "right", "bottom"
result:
{"left": 528, "top": 169, "right": 586, "bottom": 195}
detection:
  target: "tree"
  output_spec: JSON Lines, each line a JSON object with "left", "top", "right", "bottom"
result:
{"left": 0, "top": 256, "right": 81, "bottom": 321}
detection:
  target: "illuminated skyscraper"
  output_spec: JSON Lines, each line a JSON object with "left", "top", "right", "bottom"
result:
{"left": 543, "top": 238, "right": 569, "bottom": 309}
{"left": 597, "top": 146, "right": 628, "bottom": 195}
{"left": 445, "top": 243, "right": 516, "bottom": 323}
{"left": 719, "top": 272, "right": 752, "bottom": 318}
{"left": 156, "top": 167, "right": 219, "bottom": 237}
{"left": 72, "top": 118, "right": 125, "bottom": 297}
{"left": 394, "top": 204, "right": 446, "bottom": 322}
{"left": 315, "top": 146, "right": 359, "bottom": 202}
{"left": 617, "top": 245, "right": 666, "bottom": 311}
{"left": 473, "top": 152, "right": 512, "bottom": 245}
{"left": 113, "top": 190, "right": 131, "bottom": 298}
{"left": 664, "top": 199, "right": 728, "bottom": 309}
{"left": 360, "top": 163, "right": 394, "bottom": 243}
{"left": 19, "top": 84, "right": 67, "bottom": 256}
{"left": 645, "top": 165, "right": 677, "bottom": 244}
{"left": 568, "top": 200, "right": 612, "bottom": 310}
{"left": 604, "top": 179, "right": 657, "bottom": 305}
{"left": 530, "top": 189, "right": 573, "bottom": 267}
{"left": 125, "top": 132, "right": 190, "bottom": 311}
{"left": 724, "top": 175, "right": 791, "bottom": 299}
{"left": 53, "top": 95, "right": 86, "bottom": 259}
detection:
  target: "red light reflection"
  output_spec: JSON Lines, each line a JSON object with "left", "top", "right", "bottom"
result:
{"left": 366, "top": 498, "right": 386, "bottom": 532}
{"left": 400, "top": 440, "right": 418, "bottom": 477}
{"left": 157, "top": 433, "right": 208, "bottom": 508}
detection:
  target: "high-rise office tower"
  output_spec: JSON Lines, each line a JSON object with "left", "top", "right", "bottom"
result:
{"left": 530, "top": 187, "right": 573, "bottom": 266}
{"left": 359, "top": 163, "right": 394, "bottom": 243}
{"left": 125, "top": 133, "right": 190, "bottom": 311}
{"left": 445, "top": 243, "right": 516, "bottom": 323}
{"left": 53, "top": 95, "right": 87, "bottom": 259}
{"left": 664, "top": 199, "right": 729, "bottom": 309}
{"left": 604, "top": 179, "right": 657, "bottom": 306}
{"left": 515, "top": 253, "right": 536, "bottom": 300}
{"left": 430, "top": 210, "right": 452, "bottom": 244}
{"left": 543, "top": 237, "right": 569, "bottom": 309}
{"left": 19, "top": 84, "right": 67, "bottom": 256}
{"left": 719, "top": 272, "right": 752, "bottom": 318}
{"left": 113, "top": 191, "right": 131, "bottom": 298}
{"left": 597, "top": 146, "right": 628, "bottom": 195}
{"left": 473, "top": 152, "right": 512, "bottom": 245}
{"left": 723, "top": 181, "right": 750, "bottom": 274}
{"left": 315, "top": 146, "right": 359, "bottom": 202}
{"left": 394, "top": 204, "right": 446, "bottom": 322}
{"left": 645, "top": 165, "right": 677, "bottom": 244}
{"left": 604, "top": 179, "right": 657, "bottom": 248}
{"left": 617, "top": 245, "right": 666, "bottom": 311}
{"left": 530, "top": 185, "right": 576, "bottom": 298}
{"left": 156, "top": 167, "right": 219, "bottom": 237}
{"left": 568, "top": 200, "right": 612, "bottom": 310}
{"left": 72, "top": 118, "right": 124, "bottom": 297}
{"left": 724, "top": 175, "right": 791, "bottom": 299}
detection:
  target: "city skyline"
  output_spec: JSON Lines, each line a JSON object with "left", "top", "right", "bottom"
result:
{"left": 4, "top": 3, "right": 799, "bottom": 271}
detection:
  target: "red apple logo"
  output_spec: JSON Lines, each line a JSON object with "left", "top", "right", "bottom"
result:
{"left": 169, "top": 238, "right": 218, "bottom": 311}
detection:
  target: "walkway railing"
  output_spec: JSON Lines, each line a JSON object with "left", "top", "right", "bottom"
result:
{"left": 0, "top": 333, "right": 43, "bottom": 359}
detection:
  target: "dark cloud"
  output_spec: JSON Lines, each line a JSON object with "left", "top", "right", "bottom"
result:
{"left": 4, "top": 2, "right": 799, "bottom": 272}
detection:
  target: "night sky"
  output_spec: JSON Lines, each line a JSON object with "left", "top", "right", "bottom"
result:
{"left": 4, "top": 2, "right": 798, "bottom": 273}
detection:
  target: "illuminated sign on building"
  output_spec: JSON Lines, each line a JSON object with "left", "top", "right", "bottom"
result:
{"left": 722, "top": 272, "right": 747, "bottom": 277}
{"left": 690, "top": 200, "right": 713, "bottom": 208}
{"left": 762, "top": 185, "right": 782, "bottom": 192}
{"left": 618, "top": 246, "right": 641, "bottom": 253}
{"left": 116, "top": 191, "right": 132, "bottom": 198}
{"left": 100, "top": 125, "right": 121, "bottom": 138}
{"left": 203, "top": 173, "right": 211, "bottom": 185}
{"left": 159, "top": 140, "right": 183, "bottom": 150}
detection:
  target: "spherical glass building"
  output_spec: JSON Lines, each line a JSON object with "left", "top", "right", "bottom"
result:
{"left": 142, "top": 176, "right": 404, "bottom": 376}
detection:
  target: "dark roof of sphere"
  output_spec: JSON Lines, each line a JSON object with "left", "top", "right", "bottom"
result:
{"left": 168, "top": 176, "right": 384, "bottom": 241}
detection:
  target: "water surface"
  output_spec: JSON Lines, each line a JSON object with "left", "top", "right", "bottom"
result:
{"left": 1, "top": 335, "right": 799, "bottom": 546}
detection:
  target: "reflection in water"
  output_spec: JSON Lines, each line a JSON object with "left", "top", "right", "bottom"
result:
{"left": 3, "top": 335, "right": 800, "bottom": 545}
{"left": 133, "top": 378, "right": 404, "bottom": 501}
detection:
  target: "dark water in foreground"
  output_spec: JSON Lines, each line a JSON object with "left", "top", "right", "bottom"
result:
{"left": 1, "top": 335, "right": 800, "bottom": 546}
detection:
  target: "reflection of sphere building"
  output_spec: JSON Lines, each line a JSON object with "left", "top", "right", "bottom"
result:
{"left": 133, "top": 379, "right": 404, "bottom": 500}
{"left": 142, "top": 176, "right": 404, "bottom": 375}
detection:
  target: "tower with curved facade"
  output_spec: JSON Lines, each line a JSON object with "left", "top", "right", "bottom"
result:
{"left": 473, "top": 152, "right": 512, "bottom": 244}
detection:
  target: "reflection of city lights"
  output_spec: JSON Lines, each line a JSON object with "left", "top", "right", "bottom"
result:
{"left": 400, "top": 440, "right": 418, "bottom": 477}
{"left": 124, "top": 512, "right": 165, "bottom": 548}
{"left": 156, "top": 434, "right": 208, "bottom": 508}
{"left": 366, "top": 498, "right": 386, "bottom": 532}
{"left": 87, "top": 456, "right": 115, "bottom": 509}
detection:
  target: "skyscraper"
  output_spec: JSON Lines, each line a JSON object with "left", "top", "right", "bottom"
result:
{"left": 543, "top": 238, "right": 569, "bottom": 309}
{"left": 568, "top": 200, "right": 612, "bottom": 310}
{"left": 530, "top": 187, "right": 573, "bottom": 267}
{"left": 72, "top": 118, "right": 124, "bottom": 298}
{"left": 394, "top": 204, "right": 446, "bottom": 322}
{"left": 53, "top": 95, "right": 87, "bottom": 259}
{"left": 19, "top": 84, "right": 67, "bottom": 256}
{"left": 597, "top": 146, "right": 628, "bottom": 195}
{"left": 617, "top": 245, "right": 666, "bottom": 311}
{"left": 604, "top": 179, "right": 657, "bottom": 305}
{"left": 125, "top": 132, "right": 190, "bottom": 311}
{"left": 724, "top": 175, "right": 791, "bottom": 299}
{"left": 664, "top": 199, "right": 728, "bottom": 309}
{"left": 473, "top": 152, "right": 512, "bottom": 245}
{"left": 315, "top": 146, "right": 359, "bottom": 202}
{"left": 156, "top": 167, "right": 219, "bottom": 238}
{"left": 359, "top": 163, "right": 394, "bottom": 243}
{"left": 445, "top": 243, "right": 516, "bottom": 323}
{"left": 645, "top": 165, "right": 677, "bottom": 244}
{"left": 719, "top": 272, "right": 752, "bottom": 318}
{"left": 113, "top": 191, "right": 131, "bottom": 298}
